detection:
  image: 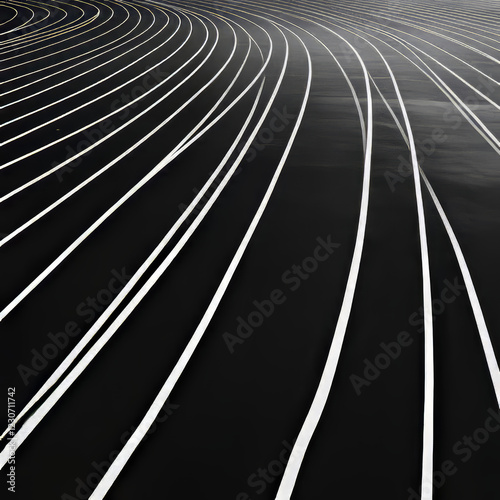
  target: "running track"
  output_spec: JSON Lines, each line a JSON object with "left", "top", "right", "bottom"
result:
{"left": 1, "top": 0, "right": 500, "bottom": 498}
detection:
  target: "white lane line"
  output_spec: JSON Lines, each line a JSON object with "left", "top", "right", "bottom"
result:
{"left": 336, "top": 0, "right": 500, "bottom": 401}
{"left": 0, "top": 11, "right": 214, "bottom": 320}
{"left": 205, "top": 2, "right": 371, "bottom": 497}
{"left": 0, "top": 5, "right": 282, "bottom": 468}
{"left": 203, "top": 0, "right": 367, "bottom": 151}
{"left": 0, "top": 0, "right": 48, "bottom": 38}
{"left": 0, "top": 4, "right": 269, "bottom": 324}
{"left": 0, "top": 6, "right": 163, "bottom": 123}
{"left": 86, "top": 21, "right": 307, "bottom": 500}
{"left": 0, "top": 0, "right": 79, "bottom": 42}
{"left": 0, "top": 11, "right": 256, "bottom": 244}
{"left": 0, "top": 0, "right": 123, "bottom": 57}
{"left": 272, "top": 24, "right": 372, "bottom": 500}
{"left": 322, "top": 0, "right": 500, "bottom": 63}
{"left": 0, "top": 2, "right": 272, "bottom": 450}
{"left": 378, "top": 29, "right": 500, "bottom": 150}
{"left": 0, "top": 4, "right": 20, "bottom": 28}
{"left": 289, "top": 3, "right": 500, "bottom": 155}
{"left": 373, "top": 0, "right": 500, "bottom": 45}
{"left": 0, "top": 0, "right": 78, "bottom": 52}
{"left": 331, "top": 6, "right": 500, "bottom": 492}
{"left": 421, "top": 172, "right": 500, "bottom": 409}
{"left": 375, "top": 63, "right": 500, "bottom": 411}
{"left": 330, "top": 8, "right": 500, "bottom": 109}
{"left": 0, "top": 7, "right": 270, "bottom": 340}
{"left": 363, "top": 0, "right": 500, "bottom": 34}
{"left": 328, "top": 0, "right": 500, "bottom": 86}
{"left": 196, "top": 8, "right": 497, "bottom": 497}
{"left": 223, "top": 6, "right": 431, "bottom": 496}
{"left": 0, "top": 0, "right": 143, "bottom": 89}
{"left": 0, "top": 11, "right": 193, "bottom": 182}
{"left": 367, "top": 37, "right": 434, "bottom": 500}
{"left": 282, "top": 0, "right": 500, "bottom": 90}
{"left": 0, "top": 0, "right": 100, "bottom": 61}
{"left": 0, "top": 0, "right": 104, "bottom": 66}
{"left": 0, "top": 9, "right": 199, "bottom": 163}
{"left": 0, "top": 1, "right": 35, "bottom": 35}
{"left": 0, "top": 51, "right": 263, "bottom": 444}
{"left": 0, "top": 1, "right": 155, "bottom": 107}
{"left": 0, "top": 12, "right": 283, "bottom": 465}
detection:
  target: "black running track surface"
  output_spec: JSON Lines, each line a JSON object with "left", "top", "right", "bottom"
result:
{"left": 1, "top": 0, "right": 500, "bottom": 499}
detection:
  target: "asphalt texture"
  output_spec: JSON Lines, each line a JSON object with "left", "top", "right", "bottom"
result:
{"left": 1, "top": 0, "right": 500, "bottom": 499}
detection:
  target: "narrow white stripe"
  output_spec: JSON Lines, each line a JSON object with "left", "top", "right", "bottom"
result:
{"left": 0, "top": 32, "right": 260, "bottom": 443}
{"left": 0, "top": 12, "right": 282, "bottom": 463}
{"left": 275, "top": 26, "right": 373, "bottom": 500}
{"left": 88, "top": 22, "right": 309, "bottom": 500}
